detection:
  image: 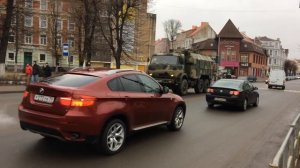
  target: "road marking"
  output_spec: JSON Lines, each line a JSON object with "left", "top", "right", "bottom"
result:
{"left": 258, "top": 88, "right": 300, "bottom": 93}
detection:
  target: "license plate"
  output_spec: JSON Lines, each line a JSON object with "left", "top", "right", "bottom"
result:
{"left": 34, "top": 94, "right": 55, "bottom": 104}
{"left": 215, "top": 98, "right": 226, "bottom": 102}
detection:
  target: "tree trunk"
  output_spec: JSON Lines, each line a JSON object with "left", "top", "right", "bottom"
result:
{"left": 0, "top": 0, "right": 14, "bottom": 76}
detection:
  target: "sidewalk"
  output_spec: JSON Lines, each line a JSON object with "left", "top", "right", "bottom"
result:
{"left": 0, "top": 85, "right": 26, "bottom": 94}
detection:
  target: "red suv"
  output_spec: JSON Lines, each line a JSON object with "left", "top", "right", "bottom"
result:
{"left": 19, "top": 69, "right": 186, "bottom": 155}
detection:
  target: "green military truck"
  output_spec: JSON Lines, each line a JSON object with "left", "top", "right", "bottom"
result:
{"left": 147, "top": 51, "right": 215, "bottom": 95}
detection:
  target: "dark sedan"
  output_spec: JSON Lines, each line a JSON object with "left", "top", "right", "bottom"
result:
{"left": 206, "top": 79, "right": 259, "bottom": 111}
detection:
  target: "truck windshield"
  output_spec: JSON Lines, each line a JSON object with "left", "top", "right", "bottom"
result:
{"left": 150, "top": 55, "right": 178, "bottom": 65}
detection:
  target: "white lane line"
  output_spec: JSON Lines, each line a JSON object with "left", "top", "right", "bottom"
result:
{"left": 258, "top": 88, "right": 300, "bottom": 93}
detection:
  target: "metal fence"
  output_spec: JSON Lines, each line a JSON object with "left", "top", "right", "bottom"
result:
{"left": 269, "top": 113, "right": 300, "bottom": 168}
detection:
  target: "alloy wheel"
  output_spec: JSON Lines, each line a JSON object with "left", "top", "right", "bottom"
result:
{"left": 106, "top": 123, "right": 125, "bottom": 152}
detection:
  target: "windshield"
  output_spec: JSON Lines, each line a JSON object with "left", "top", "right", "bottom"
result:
{"left": 150, "top": 55, "right": 179, "bottom": 65}
{"left": 212, "top": 80, "right": 242, "bottom": 90}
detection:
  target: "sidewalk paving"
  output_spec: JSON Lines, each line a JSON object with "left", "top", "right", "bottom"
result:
{"left": 0, "top": 85, "right": 26, "bottom": 94}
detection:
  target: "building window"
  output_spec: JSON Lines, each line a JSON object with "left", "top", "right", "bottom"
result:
{"left": 241, "top": 54, "right": 248, "bottom": 62}
{"left": 270, "top": 50, "right": 273, "bottom": 56}
{"left": 40, "top": 0, "right": 47, "bottom": 10}
{"left": 68, "top": 37, "right": 75, "bottom": 48}
{"left": 24, "top": 16, "right": 33, "bottom": 27}
{"left": 68, "top": 20, "right": 75, "bottom": 31}
{"left": 39, "top": 54, "right": 46, "bottom": 63}
{"left": 231, "top": 51, "right": 236, "bottom": 61}
{"left": 274, "top": 59, "right": 276, "bottom": 65}
{"left": 275, "top": 50, "right": 278, "bottom": 56}
{"left": 57, "top": 36, "right": 62, "bottom": 47}
{"left": 24, "top": 35, "right": 32, "bottom": 44}
{"left": 8, "top": 33, "right": 15, "bottom": 43}
{"left": 269, "top": 58, "right": 271, "bottom": 64}
{"left": 57, "top": 19, "right": 62, "bottom": 32}
{"left": 40, "top": 35, "right": 47, "bottom": 45}
{"left": 8, "top": 53, "right": 15, "bottom": 61}
{"left": 25, "top": 0, "right": 33, "bottom": 8}
{"left": 40, "top": 15, "right": 47, "bottom": 28}
{"left": 69, "top": 55, "right": 74, "bottom": 64}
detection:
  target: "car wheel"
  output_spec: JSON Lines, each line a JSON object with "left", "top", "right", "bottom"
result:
{"left": 241, "top": 99, "right": 248, "bottom": 111}
{"left": 98, "top": 119, "right": 126, "bottom": 155}
{"left": 253, "top": 97, "right": 259, "bottom": 107}
{"left": 282, "top": 86, "right": 285, "bottom": 90}
{"left": 167, "top": 106, "right": 185, "bottom": 131}
{"left": 207, "top": 102, "right": 214, "bottom": 108}
{"left": 177, "top": 79, "right": 188, "bottom": 96}
{"left": 268, "top": 85, "right": 271, "bottom": 89}
{"left": 203, "top": 79, "right": 210, "bottom": 93}
{"left": 194, "top": 79, "right": 204, "bottom": 94}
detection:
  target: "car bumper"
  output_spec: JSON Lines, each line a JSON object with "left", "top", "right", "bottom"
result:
{"left": 18, "top": 105, "right": 104, "bottom": 143}
{"left": 206, "top": 94, "right": 243, "bottom": 106}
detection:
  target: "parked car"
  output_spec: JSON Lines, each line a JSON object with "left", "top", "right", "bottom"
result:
{"left": 237, "top": 75, "right": 257, "bottom": 82}
{"left": 19, "top": 69, "right": 186, "bottom": 155}
{"left": 206, "top": 79, "right": 259, "bottom": 111}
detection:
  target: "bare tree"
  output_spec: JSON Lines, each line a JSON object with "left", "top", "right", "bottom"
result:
{"left": 70, "top": 0, "right": 98, "bottom": 67}
{"left": 163, "top": 19, "right": 182, "bottom": 51}
{"left": 284, "top": 60, "right": 298, "bottom": 76}
{"left": 0, "top": 0, "right": 14, "bottom": 76}
{"left": 95, "top": 0, "right": 143, "bottom": 69}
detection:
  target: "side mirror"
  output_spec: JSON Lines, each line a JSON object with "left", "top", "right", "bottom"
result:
{"left": 162, "top": 86, "right": 170, "bottom": 94}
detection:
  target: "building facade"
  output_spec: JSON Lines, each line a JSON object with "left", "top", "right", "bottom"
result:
{"left": 154, "top": 38, "right": 170, "bottom": 53}
{"left": 173, "top": 22, "right": 217, "bottom": 50}
{"left": 0, "top": 0, "right": 155, "bottom": 72}
{"left": 255, "top": 36, "right": 288, "bottom": 71}
{"left": 192, "top": 19, "right": 268, "bottom": 78}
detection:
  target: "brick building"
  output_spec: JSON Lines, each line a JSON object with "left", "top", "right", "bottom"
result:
{"left": 0, "top": 0, "right": 155, "bottom": 71}
{"left": 192, "top": 19, "right": 268, "bottom": 78}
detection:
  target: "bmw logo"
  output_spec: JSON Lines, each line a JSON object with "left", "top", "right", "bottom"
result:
{"left": 39, "top": 88, "right": 45, "bottom": 94}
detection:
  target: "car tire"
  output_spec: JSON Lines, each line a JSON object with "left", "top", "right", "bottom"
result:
{"left": 97, "top": 119, "right": 126, "bottom": 155}
{"left": 268, "top": 85, "right": 271, "bottom": 89}
{"left": 177, "top": 79, "right": 188, "bottom": 96}
{"left": 203, "top": 79, "right": 210, "bottom": 93}
{"left": 167, "top": 106, "right": 185, "bottom": 131}
{"left": 207, "top": 102, "right": 214, "bottom": 108}
{"left": 241, "top": 99, "right": 248, "bottom": 111}
{"left": 282, "top": 86, "right": 285, "bottom": 90}
{"left": 194, "top": 79, "right": 204, "bottom": 94}
{"left": 253, "top": 97, "right": 259, "bottom": 107}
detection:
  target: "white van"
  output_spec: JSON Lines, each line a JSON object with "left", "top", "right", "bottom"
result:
{"left": 268, "top": 69, "right": 286, "bottom": 90}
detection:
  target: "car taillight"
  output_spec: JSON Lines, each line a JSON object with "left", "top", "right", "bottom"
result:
{"left": 207, "top": 88, "right": 214, "bottom": 93}
{"left": 23, "top": 91, "right": 29, "bottom": 98}
{"left": 230, "top": 91, "right": 240, "bottom": 96}
{"left": 59, "top": 96, "right": 96, "bottom": 107}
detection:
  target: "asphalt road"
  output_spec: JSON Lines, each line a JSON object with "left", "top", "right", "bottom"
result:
{"left": 1, "top": 80, "right": 300, "bottom": 168}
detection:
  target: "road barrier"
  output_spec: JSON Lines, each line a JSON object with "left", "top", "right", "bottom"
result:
{"left": 269, "top": 113, "right": 300, "bottom": 168}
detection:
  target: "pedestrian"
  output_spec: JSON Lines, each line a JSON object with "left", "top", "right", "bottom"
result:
{"left": 32, "top": 61, "right": 40, "bottom": 83}
{"left": 43, "top": 63, "right": 52, "bottom": 78}
{"left": 25, "top": 64, "right": 32, "bottom": 85}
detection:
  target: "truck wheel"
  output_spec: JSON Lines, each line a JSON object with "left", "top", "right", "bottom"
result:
{"left": 194, "top": 79, "right": 204, "bottom": 94}
{"left": 177, "top": 79, "right": 188, "bottom": 96}
{"left": 202, "top": 80, "right": 210, "bottom": 93}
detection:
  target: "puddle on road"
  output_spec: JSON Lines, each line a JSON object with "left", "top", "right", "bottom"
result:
{"left": 0, "top": 112, "right": 17, "bottom": 128}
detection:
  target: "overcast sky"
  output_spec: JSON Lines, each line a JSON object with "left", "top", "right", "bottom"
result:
{"left": 151, "top": 0, "right": 300, "bottom": 59}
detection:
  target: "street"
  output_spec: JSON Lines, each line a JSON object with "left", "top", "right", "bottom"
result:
{"left": 1, "top": 80, "right": 300, "bottom": 168}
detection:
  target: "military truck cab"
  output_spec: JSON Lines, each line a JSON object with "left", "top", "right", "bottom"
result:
{"left": 147, "top": 52, "right": 214, "bottom": 95}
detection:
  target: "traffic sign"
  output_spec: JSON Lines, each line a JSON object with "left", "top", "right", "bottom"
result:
{"left": 63, "top": 43, "right": 69, "bottom": 56}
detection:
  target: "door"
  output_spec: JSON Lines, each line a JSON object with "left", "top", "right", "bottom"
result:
{"left": 24, "top": 52, "right": 32, "bottom": 67}
{"left": 137, "top": 74, "right": 172, "bottom": 123}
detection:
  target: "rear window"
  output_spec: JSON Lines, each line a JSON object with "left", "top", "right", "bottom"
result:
{"left": 43, "top": 74, "right": 99, "bottom": 87}
{"left": 212, "top": 80, "right": 242, "bottom": 90}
